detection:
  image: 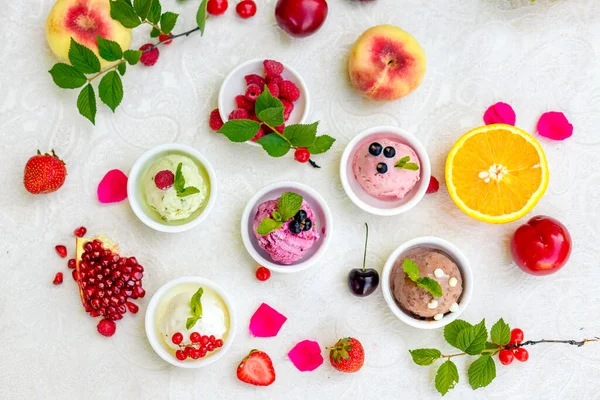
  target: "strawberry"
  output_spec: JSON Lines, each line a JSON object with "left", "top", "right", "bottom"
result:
{"left": 329, "top": 337, "right": 364, "bottom": 373}
{"left": 23, "top": 150, "right": 67, "bottom": 194}
{"left": 237, "top": 350, "right": 276, "bottom": 386}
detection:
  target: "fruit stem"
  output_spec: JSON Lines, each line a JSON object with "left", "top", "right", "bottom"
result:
{"left": 87, "top": 60, "right": 125, "bottom": 83}
{"left": 143, "top": 26, "right": 202, "bottom": 53}
{"left": 362, "top": 223, "right": 368, "bottom": 272}
{"left": 308, "top": 159, "right": 321, "bottom": 168}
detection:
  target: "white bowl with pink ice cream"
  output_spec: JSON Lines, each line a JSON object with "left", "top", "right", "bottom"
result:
{"left": 241, "top": 181, "right": 332, "bottom": 273}
{"left": 340, "top": 126, "right": 431, "bottom": 216}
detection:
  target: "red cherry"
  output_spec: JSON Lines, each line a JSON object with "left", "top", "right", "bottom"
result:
{"left": 172, "top": 332, "right": 183, "bottom": 345}
{"left": 255, "top": 266, "right": 271, "bottom": 281}
{"left": 275, "top": 0, "right": 329, "bottom": 38}
{"left": 55, "top": 245, "right": 67, "bottom": 258}
{"left": 514, "top": 348, "right": 529, "bottom": 362}
{"left": 498, "top": 349, "right": 514, "bottom": 365}
{"left": 190, "top": 332, "right": 201, "bottom": 343}
{"left": 74, "top": 226, "right": 87, "bottom": 237}
{"left": 236, "top": 0, "right": 256, "bottom": 18}
{"left": 510, "top": 216, "right": 572, "bottom": 276}
{"left": 294, "top": 148, "right": 310, "bottom": 163}
{"left": 158, "top": 33, "right": 173, "bottom": 45}
{"left": 510, "top": 328, "right": 524, "bottom": 345}
{"left": 53, "top": 272, "right": 63, "bottom": 285}
{"left": 207, "top": 0, "right": 229, "bottom": 15}
{"left": 175, "top": 350, "right": 187, "bottom": 360}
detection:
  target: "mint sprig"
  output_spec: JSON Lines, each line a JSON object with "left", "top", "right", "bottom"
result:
{"left": 217, "top": 85, "right": 336, "bottom": 166}
{"left": 185, "top": 287, "right": 203, "bottom": 330}
{"left": 402, "top": 259, "right": 443, "bottom": 298}
{"left": 257, "top": 192, "right": 303, "bottom": 235}
{"left": 395, "top": 156, "right": 420, "bottom": 171}
{"left": 174, "top": 162, "right": 200, "bottom": 197}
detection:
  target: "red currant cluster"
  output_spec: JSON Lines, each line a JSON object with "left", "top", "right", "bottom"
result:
{"left": 499, "top": 328, "right": 529, "bottom": 365}
{"left": 171, "top": 332, "right": 224, "bottom": 361}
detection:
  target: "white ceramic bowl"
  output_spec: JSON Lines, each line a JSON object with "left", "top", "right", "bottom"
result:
{"left": 381, "top": 237, "right": 473, "bottom": 330}
{"left": 340, "top": 126, "right": 431, "bottom": 216}
{"left": 127, "top": 144, "right": 217, "bottom": 233}
{"left": 145, "top": 276, "right": 236, "bottom": 368}
{"left": 218, "top": 58, "right": 310, "bottom": 147}
{"left": 241, "top": 181, "right": 332, "bottom": 273}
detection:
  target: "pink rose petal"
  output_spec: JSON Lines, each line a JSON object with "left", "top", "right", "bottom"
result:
{"left": 483, "top": 102, "right": 516, "bottom": 126}
{"left": 249, "top": 303, "right": 287, "bottom": 338}
{"left": 97, "top": 169, "right": 128, "bottom": 204}
{"left": 288, "top": 340, "right": 323, "bottom": 372}
{"left": 537, "top": 111, "right": 573, "bottom": 141}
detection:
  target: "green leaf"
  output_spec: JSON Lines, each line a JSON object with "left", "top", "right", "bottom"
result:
{"left": 68, "top": 39, "right": 101, "bottom": 74}
{"left": 468, "top": 355, "right": 496, "bottom": 390}
{"left": 147, "top": 0, "right": 162, "bottom": 24}
{"left": 77, "top": 84, "right": 97, "bottom": 125}
{"left": 48, "top": 63, "right": 87, "bottom": 89}
{"left": 395, "top": 155, "right": 419, "bottom": 171}
{"left": 403, "top": 259, "right": 420, "bottom": 282}
{"left": 416, "top": 277, "right": 443, "bottom": 298}
{"left": 177, "top": 187, "right": 201, "bottom": 197}
{"left": 196, "top": 0, "right": 208, "bottom": 35}
{"left": 218, "top": 119, "right": 261, "bottom": 142}
{"left": 96, "top": 36, "right": 122, "bottom": 62}
{"left": 444, "top": 319, "right": 473, "bottom": 349}
{"left": 307, "top": 134, "right": 336, "bottom": 154}
{"left": 110, "top": 0, "right": 141, "bottom": 28}
{"left": 255, "top": 85, "right": 283, "bottom": 116}
{"left": 257, "top": 133, "right": 291, "bottom": 157}
{"left": 278, "top": 192, "right": 303, "bottom": 221}
{"left": 435, "top": 360, "right": 459, "bottom": 396}
{"left": 160, "top": 11, "right": 178, "bottom": 34}
{"left": 396, "top": 156, "right": 410, "bottom": 166}
{"left": 123, "top": 50, "right": 142, "bottom": 65}
{"left": 403, "top": 162, "right": 420, "bottom": 171}
{"left": 117, "top": 62, "right": 126, "bottom": 76}
{"left": 272, "top": 211, "right": 282, "bottom": 222}
{"left": 485, "top": 342, "right": 499, "bottom": 351}
{"left": 456, "top": 319, "right": 488, "bottom": 355}
{"left": 257, "top": 107, "right": 285, "bottom": 127}
{"left": 257, "top": 218, "right": 283, "bottom": 235}
{"left": 409, "top": 349, "right": 441, "bottom": 366}
{"left": 283, "top": 122, "right": 318, "bottom": 147}
{"left": 490, "top": 318, "right": 511, "bottom": 346}
{"left": 150, "top": 27, "right": 161, "bottom": 38}
{"left": 98, "top": 71, "right": 123, "bottom": 112}
{"left": 189, "top": 287, "right": 203, "bottom": 317}
{"left": 186, "top": 317, "right": 198, "bottom": 330}
{"left": 174, "top": 162, "right": 200, "bottom": 197}
{"left": 133, "top": 0, "right": 152, "bottom": 19}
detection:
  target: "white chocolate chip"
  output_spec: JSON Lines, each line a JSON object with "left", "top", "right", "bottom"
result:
{"left": 448, "top": 277, "right": 458, "bottom": 287}
{"left": 434, "top": 268, "right": 444, "bottom": 278}
{"left": 449, "top": 303, "right": 459, "bottom": 313}
{"left": 433, "top": 313, "right": 444, "bottom": 321}
{"left": 427, "top": 300, "right": 439, "bottom": 309}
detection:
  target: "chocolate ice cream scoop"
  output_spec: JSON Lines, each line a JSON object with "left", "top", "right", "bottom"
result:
{"left": 390, "top": 247, "right": 463, "bottom": 320}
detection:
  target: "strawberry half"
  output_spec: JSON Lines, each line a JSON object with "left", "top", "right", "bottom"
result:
{"left": 329, "top": 337, "right": 365, "bottom": 373}
{"left": 23, "top": 150, "right": 67, "bottom": 194}
{"left": 237, "top": 350, "right": 276, "bottom": 386}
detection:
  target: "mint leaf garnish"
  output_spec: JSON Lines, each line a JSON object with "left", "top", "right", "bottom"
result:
{"left": 150, "top": 27, "right": 161, "bottom": 37}
{"left": 468, "top": 354, "right": 496, "bottom": 390}
{"left": 444, "top": 319, "right": 472, "bottom": 349}
{"left": 435, "top": 360, "right": 459, "bottom": 396}
{"left": 68, "top": 38, "right": 101, "bottom": 74}
{"left": 133, "top": 0, "right": 152, "bottom": 20}
{"left": 77, "top": 84, "right": 97, "bottom": 125}
{"left": 490, "top": 318, "right": 511, "bottom": 346}
{"left": 123, "top": 50, "right": 142, "bottom": 65}
{"left": 186, "top": 317, "right": 198, "bottom": 330}
{"left": 409, "top": 349, "right": 441, "bottom": 366}
{"left": 97, "top": 36, "right": 123, "bottom": 62}
{"left": 257, "top": 107, "right": 285, "bottom": 127}
{"left": 110, "top": 0, "right": 142, "bottom": 28}
{"left": 218, "top": 119, "right": 261, "bottom": 142}
{"left": 257, "top": 218, "right": 283, "bottom": 235}
{"left": 190, "top": 287, "right": 203, "bottom": 317}
{"left": 307, "top": 134, "right": 336, "bottom": 154}
{"left": 160, "top": 11, "right": 179, "bottom": 34}
{"left": 174, "top": 162, "right": 200, "bottom": 197}
{"left": 403, "top": 259, "right": 420, "bottom": 282}
{"left": 283, "top": 122, "right": 318, "bottom": 147}
{"left": 456, "top": 319, "right": 487, "bottom": 355}
{"left": 177, "top": 187, "right": 200, "bottom": 197}
{"left": 117, "top": 62, "right": 126, "bottom": 76}
{"left": 417, "top": 277, "right": 443, "bottom": 298}
{"left": 196, "top": 0, "right": 208, "bottom": 35}
{"left": 395, "top": 155, "right": 420, "bottom": 171}
{"left": 48, "top": 63, "right": 87, "bottom": 89}
{"left": 278, "top": 192, "right": 303, "bottom": 221}
{"left": 257, "top": 133, "right": 291, "bottom": 157}
{"left": 98, "top": 71, "right": 124, "bottom": 112}
{"left": 255, "top": 85, "right": 283, "bottom": 116}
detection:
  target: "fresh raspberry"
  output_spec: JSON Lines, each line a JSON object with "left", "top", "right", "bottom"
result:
{"left": 266, "top": 74, "right": 283, "bottom": 85}
{"left": 229, "top": 108, "right": 250, "bottom": 120}
{"left": 235, "top": 95, "right": 255, "bottom": 111}
{"left": 264, "top": 59, "right": 284, "bottom": 76}
{"left": 426, "top": 176, "right": 440, "bottom": 194}
{"left": 281, "top": 99, "right": 294, "bottom": 121}
{"left": 248, "top": 113, "right": 259, "bottom": 122}
{"left": 279, "top": 80, "right": 300, "bottom": 102}
{"left": 245, "top": 84, "right": 263, "bottom": 102}
{"left": 245, "top": 74, "right": 265, "bottom": 88}
{"left": 154, "top": 170, "right": 175, "bottom": 190}
{"left": 266, "top": 83, "right": 279, "bottom": 98}
{"left": 209, "top": 108, "right": 224, "bottom": 131}
{"left": 158, "top": 33, "right": 173, "bottom": 45}
{"left": 139, "top": 44, "right": 159, "bottom": 66}
{"left": 97, "top": 318, "right": 116, "bottom": 337}
{"left": 251, "top": 126, "right": 266, "bottom": 142}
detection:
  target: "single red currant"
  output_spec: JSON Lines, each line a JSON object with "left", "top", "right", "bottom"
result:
{"left": 207, "top": 343, "right": 215, "bottom": 352}
{"left": 498, "top": 349, "right": 514, "bottom": 365}
{"left": 215, "top": 339, "right": 224, "bottom": 348}
{"left": 158, "top": 33, "right": 173, "bottom": 45}
{"left": 200, "top": 335, "right": 209, "bottom": 345}
{"left": 209, "top": 335, "right": 215, "bottom": 343}
{"left": 190, "top": 349, "right": 201, "bottom": 359}
{"left": 199, "top": 348, "right": 207, "bottom": 357}
{"left": 172, "top": 332, "right": 184, "bottom": 345}
{"left": 510, "top": 328, "right": 524, "bottom": 345}
{"left": 207, "top": 0, "right": 228, "bottom": 15}
{"left": 236, "top": 0, "right": 256, "bottom": 19}
{"left": 175, "top": 350, "right": 187, "bottom": 360}
{"left": 190, "top": 332, "right": 201, "bottom": 343}
{"left": 294, "top": 148, "right": 310, "bottom": 163}
{"left": 514, "top": 348, "right": 529, "bottom": 362}
{"left": 184, "top": 346, "right": 194, "bottom": 357}
{"left": 255, "top": 266, "right": 271, "bottom": 281}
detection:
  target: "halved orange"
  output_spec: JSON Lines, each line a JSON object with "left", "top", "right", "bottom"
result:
{"left": 445, "top": 124, "right": 549, "bottom": 224}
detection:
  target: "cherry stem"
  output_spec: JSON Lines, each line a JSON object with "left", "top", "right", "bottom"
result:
{"left": 143, "top": 26, "right": 202, "bottom": 53}
{"left": 362, "top": 223, "right": 369, "bottom": 272}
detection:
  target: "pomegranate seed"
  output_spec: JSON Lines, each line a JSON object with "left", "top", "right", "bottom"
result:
{"left": 175, "top": 350, "right": 187, "bottom": 360}
{"left": 89, "top": 310, "right": 100, "bottom": 317}
{"left": 67, "top": 258, "right": 76, "bottom": 269}
{"left": 107, "top": 306, "right": 116, "bottom": 315}
{"left": 132, "top": 271, "right": 143, "bottom": 281}
{"left": 72, "top": 270, "right": 79, "bottom": 281}
{"left": 74, "top": 226, "right": 87, "bottom": 237}
{"left": 190, "top": 332, "right": 201, "bottom": 343}
{"left": 127, "top": 257, "right": 138, "bottom": 265}
{"left": 84, "top": 242, "right": 93, "bottom": 252}
{"left": 116, "top": 304, "right": 127, "bottom": 314}
{"left": 126, "top": 302, "right": 139, "bottom": 314}
{"left": 53, "top": 272, "right": 63, "bottom": 285}
{"left": 109, "top": 313, "right": 123, "bottom": 321}
{"left": 55, "top": 245, "right": 67, "bottom": 258}
{"left": 91, "top": 298, "right": 100, "bottom": 309}
{"left": 97, "top": 319, "right": 116, "bottom": 337}
{"left": 134, "top": 287, "right": 146, "bottom": 298}
{"left": 172, "top": 332, "right": 183, "bottom": 345}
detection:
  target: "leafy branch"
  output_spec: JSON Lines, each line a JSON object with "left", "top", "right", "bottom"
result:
{"left": 409, "top": 318, "right": 599, "bottom": 396}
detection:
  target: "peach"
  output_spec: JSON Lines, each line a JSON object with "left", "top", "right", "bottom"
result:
{"left": 46, "top": 0, "right": 132, "bottom": 68}
{"left": 348, "top": 24, "right": 426, "bottom": 101}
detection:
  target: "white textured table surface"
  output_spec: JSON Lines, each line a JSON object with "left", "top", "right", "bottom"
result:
{"left": 1, "top": 0, "right": 600, "bottom": 399}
